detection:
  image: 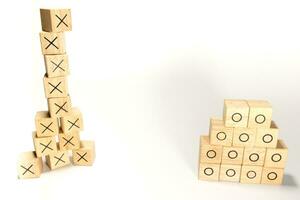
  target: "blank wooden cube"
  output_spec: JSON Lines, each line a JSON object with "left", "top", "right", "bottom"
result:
{"left": 35, "top": 111, "right": 58, "bottom": 137}
{"left": 60, "top": 108, "right": 84, "bottom": 133}
{"left": 40, "top": 32, "right": 66, "bottom": 55}
{"left": 72, "top": 140, "right": 95, "bottom": 166}
{"left": 243, "top": 147, "right": 266, "bottom": 166}
{"left": 261, "top": 167, "right": 284, "bottom": 185}
{"left": 233, "top": 127, "right": 256, "bottom": 147}
{"left": 17, "top": 151, "right": 43, "bottom": 179}
{"left": 198, "top": 163, "right": 220, "bottom": 181}
{"left": 45, "top": 149, "right": 70, "bottom": 170}
{"left": 220, "top": 164, "right": 241, "bottom": 182}
{"left": 209, "top": 118, "right": 233, "bottom": 146}
{"left": 48, "top": 96, "right": 72, "bottom": 118}
{"left": 44, "top": 75, "right": 68, "bottom": 98}
{"left": 240, "top": 165, "right": 263, "bottom": 184}
{"left": 58, "top": 131, "right": 80, "bottom": 151}
{"left": 199, "top": 136, "right": 222, "bottom": 164}
{"left": 255, "top": 121, "right": 279, "bottom": 148}
{"left": 247, "top": 100, "right": 272, "bottom": 128}
{"left": 222, "top": 146, "right": 244, "bottom": 165}
{"left": 223, "top": 99, "right": 249, "bottom": 127}
{"left": 44, "top": 54, "right": 70, "bottom": 78}
{"left": 40, "top": 9, "right": 72, "bottom": 32}
{"left": 32, "top": 132, "right": 57, "bottom": 157}
{"left": 264, "top": 139, "right": 288, "bottom": 168}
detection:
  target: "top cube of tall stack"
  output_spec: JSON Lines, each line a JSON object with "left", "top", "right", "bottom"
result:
{"left": 40, "top": 9, "right": 72, "bottom": 32}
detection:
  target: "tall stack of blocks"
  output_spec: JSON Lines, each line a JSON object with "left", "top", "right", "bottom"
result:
{"left": 17, "top": 9, "right": 95, "bottom": 179}
{"left": 198, "top": 100, "right": 288, "bottom": 185}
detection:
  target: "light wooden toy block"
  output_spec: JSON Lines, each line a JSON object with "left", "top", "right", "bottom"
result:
{"left": 48, "top": 96, "right": 72, "bottom": 117}
{"left": 255, "top": 121, "right": 279, "bottom": 148}
{"left": 199, "top": 136, "right": 222, "bottom": 164}
{"left": 198, "top": 163, "right": 220, "bottom": 181}
{"left": 43, "top": 75, "right": 68, "bottom": 98}
{"left": 46, "top": 149, "right": 71, "bottom": 170}
{"left": 220, "top": 164, "right": 241, "bottom": 182}
{"left": 40, "top": 9, "right": 72, "bottom": 32}
{"left": 60, "top": 107, "right": 84, "bottom": 133}
{"left": 72, "top": 140, "right": 95, "bottom": 166}
{"left": 58, "top": 131, "right": 80, "bottom": 151}
{"left": 35, "top": 111, "right": 58, "bottom": 137}
{"left": 233, "top": 127, "right": 256, "bottom": 147}
{"left": 264, "top": 139, "right": 288, "bottom": 168}
{"left": 240, "top": 165, "right": 263, "bottom": 184}
{"left": 209, "top": 118, "right": 233, "bottom": 146}
{"left": 243, "top": 147, "right": 266, "bottom": 166}
{"left": 222, "top": 146, "right": 244, "bottom": 165}
{"left": 247, "top": 100, "right": 272, "bottom": 128}
{"left": 17, "top": 151, "right": 43, "bottom": 179}
{"left": 33, "top": 132, "right": 57, "bottom": 157}
{"left": 261, "top": 167, "right": 284, "bottom": 185}
{"left": 44, "top": 54, "right": 70, "bottom": 78}
{"left": 223, "top": 99, "right": 249, "bottom": 127}
{"left": 40, "top": 32, "right": 66, "bottom": 55}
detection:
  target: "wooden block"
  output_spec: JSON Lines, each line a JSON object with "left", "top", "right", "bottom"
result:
{"left": 255, "top": 121, "right": 279, "bottom": 148}
{"left": 223, "top": 99, "right": 249, "bottom": 127}
{"left": 45, "top": 149, "right": 70, "bottom": 170}
{"left": 32, "top": 132, "right": 57, "bottom": 157}
{"left": 209, "top": 118, "right": 233, "bottom": 146}
{"left": 58, "top": 131, "right": 80, "bottom": 151}
{"left": 198, "top": 163, "right": 220, "bottom": 181}
{"left": 233, "top": 127, "right": 256, "bottom": 147}
{"left": 243, "top": 147, "right": 266, "bottom": 166}
{"left": 222, "top": 146, "right": 244, "bottom": 165}
{"left": 261, "top": 167, "right": 284, "bottom": 185}
{"left": 247, "top": 100, "right": 272, "bottom": 128}
{"left": 44, "top": 54, "right": 70, "bottom": 78}
{"left": 40, "top": 9, "right": 72, "bottom": 32}
{"left": 240, "top": 165, "right": 263, "bottom": 184}
{"left": 35, "top": 111, "right": 58, "bottom": 137}
{"left": 40, "top": 32, "right": 66, "bottom": 55}
{"left": 72, "top": 140, "right": 95, "bottom": 166}
{"left": 43, "top": 75, "right": 68, "bottom": 98}
{"left": 48, "top": 96, "right": 72, "bottom": 117}
{"left": 60, "top": 108, "right": 84, "bottom": 133}
{"left": 199, "top": 136, "right": 222, "bottom": 164}
{"left": 220, "top": 164, "right": 241, "bottom": 182}
{"left": 17, "top": 151, "right": 43, "bottom": 179}
{"left": 264, "top": 139, "right": 288, "bottom": 168}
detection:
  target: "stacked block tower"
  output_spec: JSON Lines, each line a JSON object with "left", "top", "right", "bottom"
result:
{"left": 17, "top": 9, "right": 95, "bottom": 179}
{"left": 198, "top": 100, "right": 288, "bottom": 185}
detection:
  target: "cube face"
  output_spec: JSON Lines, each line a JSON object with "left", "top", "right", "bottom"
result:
{"left": 264, "top": 140, "right": 288, "bottom": 168}
{"left": 223, "top": 100, "right": 249, "bottom": 127}
{"left": 18, "top": 152, "right": 43, "bottom": 179}
{"left": 200, "top": 136, "right": 222, "bottom": 164}
{"left": 40, "top": 9, "right": 72, "bottom": 32}
{"left": 35, "top": 111, "right": 58, "bottom": 137}
{"left": 48, "top": 96, "right": 72, "bottom": 118}
{"left": 44, "top": 76, "right": 68, "bottom": 98}
{"left": 198, "top": 163, "right": 220, "bottom": 181}
{"left": 233, "top": 127, "right": 256, "bottom": 147}
{"left": 44, "top": 54, "right": 69, "bottom": 78}
{"left": 60, "top": 108, "right": 84, "bottom": 133}
{"left": 220, "top": 164, "right": 241, "bottom": 182}
{"left": 33, "top": 132, "right": 57, "bottom": 157}
{"left": 222, "top": 146, "right": 244, "bottom": 165}
{"left": 72, "top": 141, "right": 95, "bottom": 166}
{"left": 240, "top": 165, "right": 262, "bottom": 184}
{"left": 247, "top": 100, "right": 272, "bottom": 128}
{"left": 243, "top": 147, "right": 266, "bottom": 166}
{"left": 40, "top": 32, "right": 66, "bottom": 55}
{"left": 261, "top": 167, "right": 284, "bottom": 185}
{"left": 255, "top": 121, "right": 279, "bottom": 148}
{"left": 209, "top": 118, "right": 233, "bottom": 146}
{"left": 58, "top": 131, "right": 80, "bottom": 151}
{"left": 46, "top": 150, "right": 70, "bottom": 170}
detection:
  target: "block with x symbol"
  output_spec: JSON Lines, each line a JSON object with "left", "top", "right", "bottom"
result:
{"left": 72, "top": 141, "right": 95, "bottom": 166}
{"left": 35, "top": 111, "right": 59, "bottom": 137}
{"left": 40, "top": 9, "right": 72, "bottom": 32}
{"left": 40, "top": 32, "right": 66, "bottom": 55}
{"left": 33, "top": 132, "right": 57, "bottom": 157}
{"left": 44, "top": 54, "right": 69, "bottom": 78}
{"left": 18, "top": 151, "right": 43, "bottom": 179}
{"left": 58, "top": 131, "right": 80, "bottom": 150}
{"left": 48, "top": 96, "right": 72, "bottom": 117}
{"left": 60, "top": 108, "right": 84, "bottom": 133}
{"left": 44, "top": 75, "right": 68, "bottom": 98}
{"left": 46, "top": 149, "right": 70, "bottom": 170}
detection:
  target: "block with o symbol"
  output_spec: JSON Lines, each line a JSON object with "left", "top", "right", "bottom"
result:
{"left": 222, "top": 146, "right": 244, "bottom": 165}
{"left": 220, "top": 164, "right": 241, "bottom": 182}
{"left": 223, "top": 100, "right": 249, "bottom": 127}
{"left": 243, "top": 147, "right": 266, "bottom": 166}
{"left": 255, "top": 121, "right": 279, "bottom": 148}
{"left": 247, "top": 100, "right": 272, "bottom": 128}
{"left": 264, "top": 139, "right": 288, "bottom": 168}
{"left": 209, "top": 118, "right": 233, "bottom": 146}
{"left": 199, "top": 136, "right": 222, "bottom": 164}
{"left": 240, "top": 165, "right": 263, "bottom": 184}
{"left": 233, "top": 127, "right": 256, "bottom": 147}
{"left": 198, "top": 163, "right": 220, "bottom": 181}
{"left": 261, "top": 167, "right": 284, "bottom": 185}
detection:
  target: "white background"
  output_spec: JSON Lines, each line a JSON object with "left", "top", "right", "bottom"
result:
{"left": 1, "top": 0, "right": 300, "bottom": 199}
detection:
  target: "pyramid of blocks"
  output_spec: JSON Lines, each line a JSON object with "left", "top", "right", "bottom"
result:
{"left": 17, "top": 9, "right": 95, "bottom": 179}
{"left": 198, "top": 100, "right": 288, "bottom": 185}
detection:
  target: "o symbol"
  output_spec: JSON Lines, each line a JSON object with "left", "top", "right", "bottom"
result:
{"left": 216, "top": 132, "right": 227, "bottom": 141}
{"left": 247, "top": 171, "right": 257, "bottom": 179}
{"left": 249, "top": 153, "right": 259, "bottom": 162}
{"left": 263, "top": 134, "right": 273, "bottom": 143}
{"left": 206, "top": 150, "right": 216, "bottom": 159}
{"left": 255, "top": 114, "right": 266, "bottom": 124}
{"left": 239, "top": 133, "right": 249, "bottom": 142}
{"left": 226, "top": 169, "right": 236, "bottom": 177}
{"left": 228, "top": 150, "right": 238, "bottom": 159}
{"left": 204, "top": 168, "right": 214, "bottom": 176}
{"left": 271, "top": 153, "right": 282, "bottom": 162}
{"left": 232, "top": 113, "right": 242, "bottom": 122}
{"left": 267, "top": 172, "right": 278, "bottom": 180}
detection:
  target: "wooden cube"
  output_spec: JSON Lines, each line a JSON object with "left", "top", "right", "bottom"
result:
{"left": 255, "top": 121, "right": 279, "bottom": 148}
{"left": 17, "top": 151, "right": 43, "bottom": 179}
{"left": 40, "top": 9, "right": 72, "bottom": 32}
{"left": 233, "top": 127, "right": 256, "bottom": 147}
{"left": 247, "top": 100, "right": 272, "bottom": 128}
{"left": 198, "top": 163, "right": 220, "bottom": 181}
{"left": 223, "top": 99, "right": 249, "bottom": 127}
{"left": 32, "top": 132, "right": 57, "bottom": 157}
{"left": 45, "top": 149, "right": 70, "bottom": 170}
{"left": 58, "top": 131, "right": 80, "bottom": 151}
{"left": 243, "top": 147, "right": 266, "bottom": 166}
{"left": 209, "top": 118, "right": 233, "bottom": 146}
{"left": 222, "top": 146, "right": 244, "bottom": 165}
{"left": 264, "top": 139, "right": 288, "bottom": 168}
{"left": 60, "top": 108, "right": 84, "bottom": 133}
{"left": 72, "top": 140, "right": 95, "bottom": 166}
{"left": 199, "top": 136, "right": 222, "bottom": 164}
{"left": 43, "top": 75, "right": 68, "bottom": 98}
{"left": 40, "top": 32, "right": 66, "bottom": 55}
{"left": 220, "top": 164, "right": 241, "bottom": 182}
{"left": 48, "top": 96, "right": 72, "bottom": 117}
{"left": 240, "top": 165, "right": 263, "bottom": 184}
{"left": 35, "top": 111, "right": 58, "bottom": 137}
{"left": 44, "top": 54, "right": 70, "bottom": 78}
{"left": 261, "top": 167, "right": 284, "bottom": 185}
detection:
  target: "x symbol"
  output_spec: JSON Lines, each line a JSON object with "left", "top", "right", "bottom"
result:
{"left": 40, "top": 122, "right": 54, "bottom": 134}
{"left": 44, "top": 37, "right": 59, "bottom": 49}
{"left": 55, "top": 102, "right": 68, "bottom": 114}
{"left": 40, "top": 141, "right": 53, "bottom": 153}
{"left": 63, "top": 136, "right": 75, "bottom": 146}
{"left": 51, "top": 60, "right": 65, "bottom": 72}
{"left": 56, "top": 14, "right": 69, "bottom": 28}
{"left": 21, "top": 164, "right": 34, "bottom": 175}
{"left": 68, "top": 119, "right": 80, "bottom": 130}
{"left": 77, "top": 152, "right": 88, "bottom": 162}
{"left": 54, "top": 153, "right": 66, "bottom": 166}
{"left": 49, "top": 82, "right": 63, "bottom": 94}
